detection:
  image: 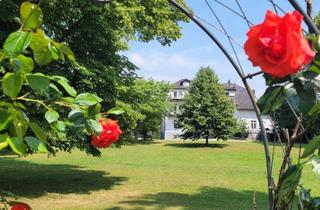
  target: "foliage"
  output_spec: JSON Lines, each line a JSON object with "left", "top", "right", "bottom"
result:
{"left": 0, "top": 0, "right": 189, "bottom": 154}
{"left": 177, "top": 67, "right": 236, "bottom": 144}
{"left": 117, "top": 79, "right": 172, "bottom": 141}
{"left": 230, "top": 119, "right": 248, "bottom": 139}
{"left": 0, "top": 193, "right": 31, "bottom": 210}
{"left": 0, "top": 1, "right": 125, "bottom": 157}
{"left": 250, "top": 10, "right": 320, "bottom": 210}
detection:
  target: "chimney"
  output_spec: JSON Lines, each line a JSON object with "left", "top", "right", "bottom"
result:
{"left": 252, "top": 89, "right": 255, "bottom": 95}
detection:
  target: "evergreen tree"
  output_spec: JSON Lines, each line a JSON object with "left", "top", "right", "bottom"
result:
{"left": 178, "top": 67, "right": 235, "bottom": 145}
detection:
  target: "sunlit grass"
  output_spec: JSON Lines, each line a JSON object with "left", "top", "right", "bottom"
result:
{"left": 0, "top": 140, "right": 319, "bottom": 210}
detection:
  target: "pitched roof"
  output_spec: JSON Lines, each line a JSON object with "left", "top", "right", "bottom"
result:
{"left": 224, "top": 81, "right": 254, "bottom": 110}
{"left": 173, "top": 79, "right": 192, "bottom": 89}
{"left": 172, "top": 79, "right": 254, "bottom": 110}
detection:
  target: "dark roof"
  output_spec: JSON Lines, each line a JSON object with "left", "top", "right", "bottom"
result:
{"left": 224, "top": 82, "right": 254, "bottom": 110}
{"left": 174, "top": 79, "right": 191, "bottom": 89}
{"left": 172, "top": 79, "right": 254, "bottom": 110}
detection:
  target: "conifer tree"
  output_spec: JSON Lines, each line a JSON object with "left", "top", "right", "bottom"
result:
{"left": 178, "top": 66, "right": 235, "bottom": 145}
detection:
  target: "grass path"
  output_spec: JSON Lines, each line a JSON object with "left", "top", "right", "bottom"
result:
{"left": 0, "top": 140, "right": 319, "bottom": 210}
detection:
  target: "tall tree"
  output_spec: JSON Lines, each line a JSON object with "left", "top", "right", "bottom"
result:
{"left": 178, "top": 67, "right": 235, "bottom": 145}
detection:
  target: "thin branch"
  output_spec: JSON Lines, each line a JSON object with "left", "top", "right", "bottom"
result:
{"left": 306, "top": 0, "right": 313, "bottom": 19}
{"left": 16, "top": 96, "right": 50, "bottom": 110}
{"left": 243, "top": 71, "right": 263, "bottom": 80}
{"left": 291, "top": 114, "right": 302, "bottom": 139}
{"left": 291, "top": 126, "right": 311, "bottom": 143}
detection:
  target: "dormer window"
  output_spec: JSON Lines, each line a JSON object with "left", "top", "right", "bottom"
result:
{"left": 180, "top": 81, "right": 190, "bottom": 87}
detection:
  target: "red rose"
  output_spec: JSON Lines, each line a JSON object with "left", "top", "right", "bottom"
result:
{"left": 91, "top": 118, "right": 122, "bottom": 148}
{"left": 244, "top": 10, "right": 315, "bottom": 78}
{"left": 11, "top": 203, "right": 31, "bottom": 210}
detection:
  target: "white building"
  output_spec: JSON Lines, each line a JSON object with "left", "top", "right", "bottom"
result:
{"left": 160, "top": 79, "right": 272, "bottom": 140}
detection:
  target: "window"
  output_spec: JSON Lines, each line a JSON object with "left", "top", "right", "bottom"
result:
{"left": 173, "top": 91, "right": 177, "bottom": 99}
{"left": 251, "top": 120, "right": 257, "bottom": 129}
{"left": 174, "top": 120, "right": 179, "bottom": 129}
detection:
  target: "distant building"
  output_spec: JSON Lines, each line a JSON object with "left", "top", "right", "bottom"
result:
{"left": 160, "top": 79, "right": 272, "bottom": 140}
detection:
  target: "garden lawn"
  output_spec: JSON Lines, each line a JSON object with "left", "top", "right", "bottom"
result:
{"left": 0, "top": 140, "right": 319, "bottom": 210}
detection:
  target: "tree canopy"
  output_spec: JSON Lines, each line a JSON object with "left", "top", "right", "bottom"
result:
{"left": 0, "top": 0, "right": 189, "bottom": 155}
{"left": 178, "top": 66, "right": 235, "bottom": 145}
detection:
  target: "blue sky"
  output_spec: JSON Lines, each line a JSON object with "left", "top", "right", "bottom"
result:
{"left": 126, "top": 0, "right": 320, "bottom": 97}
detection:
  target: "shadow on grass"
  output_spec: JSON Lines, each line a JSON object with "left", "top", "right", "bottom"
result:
{"left": 0, "top": 157, "right": 127, "bottom": 198}
{"left": 126, "top": 141, "right": 163, "bottom": 146}
{"left": 113, "top": 187, "right": 267, "bottom": 210}
{"left": 164, "top": 142, "right": 229, "bottom": 149}
{"left": 251, "top": 140, "right": 306, "bottom": 149}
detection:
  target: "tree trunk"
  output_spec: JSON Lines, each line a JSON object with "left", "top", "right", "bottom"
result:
{"left": 205, "top": 136, "right": 209, "bottom": 146}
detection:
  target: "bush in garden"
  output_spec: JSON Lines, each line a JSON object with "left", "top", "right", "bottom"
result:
{"left": 230, "top": 119, "right": 248, "bottom": 139}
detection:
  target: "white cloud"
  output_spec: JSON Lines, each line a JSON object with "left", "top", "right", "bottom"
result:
{"left": 125, "top": 46, "right": 266, "bottom": 97}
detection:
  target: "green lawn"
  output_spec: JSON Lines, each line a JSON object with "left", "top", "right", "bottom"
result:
{"left": 0, "top": 140, "right": 319, "bottom": 210}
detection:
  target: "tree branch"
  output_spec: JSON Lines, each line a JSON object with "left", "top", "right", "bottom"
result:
{"left": 306, "top": 0, "right": 313, "bottom": 19}
{"left": 291, "top": 113, "right": 302, "bottom": 139}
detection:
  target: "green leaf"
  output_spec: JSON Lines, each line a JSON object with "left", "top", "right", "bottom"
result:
{"left": 57, "top": 79, "right": 77, "bottom": 97}
{"left": 87, "top": 119, "right": 102, "bottom": 135}
{"left": 13, "top": 102, "right": 26, "bottom": 110}
{"left": 0, "top": 50, "right": 7, "bottom": 62}
{"left": 45, "top": 110, "right": 59, "bottom": 124}
{"left": 301, "top": 135, "right": 320, "bottom": 158}
{"left": 0, "top": 134, "right": 9, "bottom": 151}
{"left": 88, "top": 103, "right": 102, "bottom": 118}
{"left": 26, "top": 73, "right": 50, "bottom": 91}
{"left": 49, "top": 83, "right": 62, "bottom": 94}
{"left": 30, "top": 29, "right": 56, "bottom": 65}
{"left": 107, "top": 107, "right": 125, "bottom": 115}
{"left": 263, "top": 73, "right": 291, "bottom": 86}
{"left": 8, "top": 136, "right": 27, "bottom": 155}
{"left": 292, "top": 78, "right": 317, "bottom": 114}
{"left": 12, "top": 55, "right": 34, "bottom": 74}
{"left": 30, "top": 29, "right": 49, "bottom": 52}
{"left": 33, "top": 45, "right": 57, "bottom": 65}
{"left": 9, "top": 111, "right": 29, "bottom": 139}
{"left": 2, "top": 72, "right": 24, "bottom": 99}
{"left": 307, "top": 102, "right": 320, "bottom": 116}
{"left": 20, "top": 2, "right": 43, "bottom": 30}
{"left": 277, "top": 164, "right": 303, "bottom": 207}
{"left": 58, "top": 44, "right": 76, "bottom": 63}
{"left": 51, "top": 121, "right": 67, "bottom": 140}
{"left": 3, "top": 31, "right": 32, "bottom": 56}
{"left": 74, "top": 93, "right": 103, "bottom": 106}
{"left": 51, "top": 76, "right": 76, "bottom": 96}
{"left": 25, "top": 136, "right": 47, "bottom": 153}
{"left": 68, "top": 110, "right": 86, "bottom": 125}
{"left": 0, "top": 110, "right": 13, "bottom": 132}
{"left": 68, "top": 110, "right": 86, "bottom": 132}
{"left": 258, "top": 86, "right": 286, "bottom": 115}
{"left": 29, "top": 122, "right": 47, "bottom": 143}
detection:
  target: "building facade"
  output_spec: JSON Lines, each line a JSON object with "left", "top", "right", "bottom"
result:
{"left": 160, "top": 79, "right": 272, "bottom": 140}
